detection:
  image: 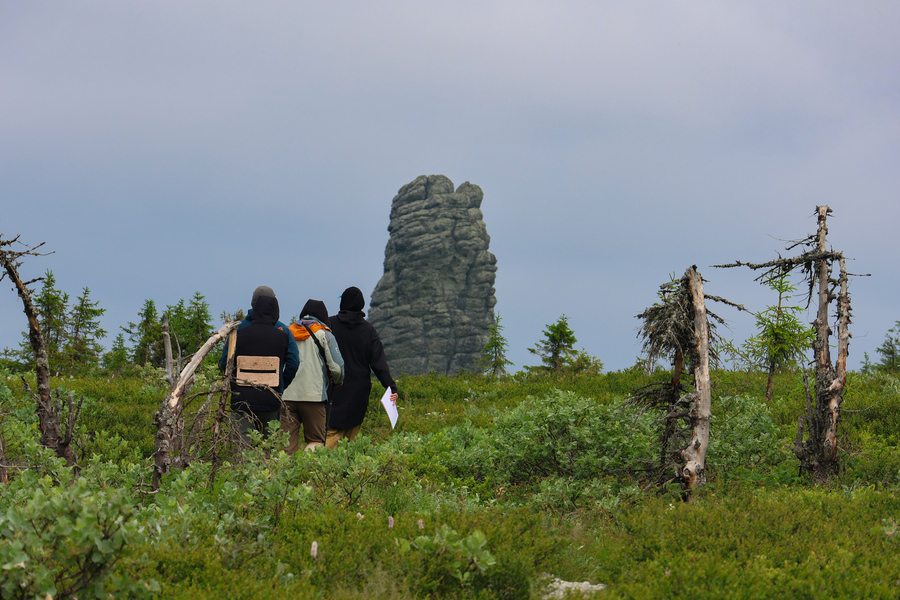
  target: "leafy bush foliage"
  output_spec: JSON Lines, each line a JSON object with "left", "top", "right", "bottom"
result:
{"left": 297, "top": 434, "right": 404, "bottom": 507}
{"left": 0, "top": 475, "right": 156, "bottom": 599}
{"left": 2, "top": 369, "right": 900, "bottom": 598}
{"left": 708, "top": 395, "right": 790, "bottom": 479}
{"left": 397, "top": 525, "right": 497, "bottom": 594}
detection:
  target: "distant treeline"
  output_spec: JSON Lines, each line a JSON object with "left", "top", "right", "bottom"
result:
{"left": 1, "top": 270, "right": 222, "bottom": 375}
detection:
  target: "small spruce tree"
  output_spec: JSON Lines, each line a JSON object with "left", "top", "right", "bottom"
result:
{"left": 164, "top": 298, "right": 188, "bottom": 359}
{"left": 875, "top": 320, "right": 900, "bottom": 372}
{"left": 184, "top": 292, "right": 213, "bottom": 355}
{"left": 125, "top": 299, "right": 164, "bottom": 367}
{"left": 742, "top": 271, "right": 814, "bottom": 402}
{"left": 64, "top": 286, "right": 107, "bottom": 373}
{"left": 164, "top": 293, "right": 213, "bottom": 360}
{"left": 102, "top": 332, "right": 131, "bottom": 375}
{"left": 15, "top": 270, "right": 70, "bottom": 369}
{"left": 477, "top": 314, "right": 514, "bottom": 377}
{"left": 527, "top": 314, "right": 578, "bottom": 373}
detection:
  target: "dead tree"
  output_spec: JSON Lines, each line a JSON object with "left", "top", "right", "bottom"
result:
{"left": 682, "top": 267, "right": 711, "bottom": 490}
{"left": 715, "top": 206, "right": 862, "bottom": 482}
{"left": 0, "top": 235, "right": 79, "bottom": 466}
{"left": 152, "top": 320, "right": 238, "bottom": 489}
{"left": 633, "top": 266, "right": 732, "bottom": 494}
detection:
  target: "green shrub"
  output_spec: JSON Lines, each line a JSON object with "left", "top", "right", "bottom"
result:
{"left": 297, "top": 434, "right": 405, "bottom": 508}
{"left": 0, "top": 476, "right": 157, "bottom": 599}
{"left": 397, "top": 525, "right": 496, "bottom": 594}
{"left": 3, "top": 368, "right": 900, "bottom": 598}
{"left": 707, "top": 395, "right": 790, "bottom": 481}
{"left": 489, "top": 389, "right": 657, "bottom": 486}
{"left": 593, "top": 487, "right": 900, "bottom": 599}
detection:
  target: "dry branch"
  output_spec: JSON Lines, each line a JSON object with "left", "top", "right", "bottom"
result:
{"left": 152, "top": 320, "right": 239, "bottom": 489}
{"left": 712, "top": 250, "right": 843, "bottom": 275}
{"left": 717, "top": 206, "right": 855, "bottom": 482}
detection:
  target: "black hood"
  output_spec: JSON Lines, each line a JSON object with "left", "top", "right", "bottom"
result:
{"left": 249, "top": 295, "right": 279, "bottom": 325}
{"left": 336, "top": 310, "right": 366, "bottom": 327}
{"left": 301, "top": 299, "right": 330, "bottom": 325}
{"left": 340, "top": 286, "right": 365, "bottom": 311}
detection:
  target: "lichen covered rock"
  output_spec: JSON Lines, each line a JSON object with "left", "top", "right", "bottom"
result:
{"left": 369, "top": 175, "right": 497, "bottom": 375}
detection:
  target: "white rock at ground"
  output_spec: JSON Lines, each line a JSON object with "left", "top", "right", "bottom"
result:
{"left": 543, "top": 576, "right": 606, "bottom": 598}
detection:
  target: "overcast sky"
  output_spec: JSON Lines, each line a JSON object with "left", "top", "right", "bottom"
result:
{"left": 2, "top": 1, "right": 898, "bottom": 374}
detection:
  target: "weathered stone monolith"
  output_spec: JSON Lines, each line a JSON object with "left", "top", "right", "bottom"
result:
{"left": 368, "top": 175, "right": 498, "bottom": 375}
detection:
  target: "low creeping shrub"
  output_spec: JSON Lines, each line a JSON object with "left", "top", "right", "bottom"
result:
{"left": 0, "top": 476, "right": 157, "bottom": 599}
{"left": 397, "top": 525, "right": 497, "bottom": 594}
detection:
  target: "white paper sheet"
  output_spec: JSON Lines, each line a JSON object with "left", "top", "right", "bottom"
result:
{"left": 380, "top": 387, "right": 399, "bottom": 429}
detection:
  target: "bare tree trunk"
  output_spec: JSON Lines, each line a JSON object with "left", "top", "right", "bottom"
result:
{"left": 59, "top": 389, "right": 84, "bottom": 474}
{"left": 172, "top": 390, "right": 214, "bottom": 471}
{"left": 765, "top": 361, "right": 776, "bottom": 404}
{"left": 715, "top": 205, "right": 860, "bottom": 484}
{"left": 827, "top": 257, "right": 851, "bottom": 453}
{"left": 0, "top": 237, "right": 78, "bottom": 466}
{"left": 793, "top": 206, "right": 850, "bottom": 483}
{"left": 161, "top": 314, "right": 187, "bottom": 460}
{"left": 681, "top": 266, "right": 711, "bottom": 492}
{"left": 6, "top": 268, "right": 56, "bottom": 450}
{"left": 672, "top": 349, "right": 684, "bottom": 388}
{"left": 152, "top": 320, "right": 238, "bottom": 489}
{"left": 162, "top": 314, "right": 175, "bottom": 389}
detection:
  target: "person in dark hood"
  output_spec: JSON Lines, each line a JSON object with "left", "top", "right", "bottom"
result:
{"left": 226, "top": 294, "right": 295, "bottom": 445}
{"left": 325, "top": 286, "right": 399, "bottom": 449}
{"left": 219, "top": 285, "right": 300, "bottom": 391}
{"left": 280, "top": 299, "right": 344, "bottom": 452}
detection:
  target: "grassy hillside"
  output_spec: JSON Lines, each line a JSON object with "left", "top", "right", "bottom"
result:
{"left": 2, "top": 367, "right": 899, "bottom": 598}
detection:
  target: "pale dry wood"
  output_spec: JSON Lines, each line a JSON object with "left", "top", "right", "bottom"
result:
{"left": 153, "top": 320, "right": 239, "bottom": 489}
{"left": 791, "top": 205, "right": 848, "bottom": 481}
{"left": 824, "top": 257, "right": 850, "bottom": 462}
{"left": 681, "top": 266, "right": 711, "bottom": 492}
{"left": 168, "top": 321, "right": 238, "bottom": 410}
{"left": 162, "top": 314, "right": 175, "bottom": 389}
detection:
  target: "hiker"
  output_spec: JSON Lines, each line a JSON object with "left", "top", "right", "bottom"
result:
{"left": 326, "top": 286, "right": 399, "bottom": 450}
{"left": 225, "top": 294, "right": 296, "bottom": 445}
{"left": 219, "top": 285, "right": 300, "bottom": 390}
{"left": 280, "top": 299, "right": 344, "bottom": 453}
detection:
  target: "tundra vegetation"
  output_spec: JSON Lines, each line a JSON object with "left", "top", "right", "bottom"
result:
{"left": 2, "top": 368, "right": 900, "bottom": 599}
{"left": 3, "top": 210, "right": 900, "bottom": 598}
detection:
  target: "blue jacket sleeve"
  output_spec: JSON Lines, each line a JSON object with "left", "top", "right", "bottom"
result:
{"left": 280, "top": 323, "right": 300, "bottom": 389}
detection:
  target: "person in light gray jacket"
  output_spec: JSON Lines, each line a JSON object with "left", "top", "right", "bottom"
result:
{"left": 280, "top": 299, "right": 344, "bottom": 452}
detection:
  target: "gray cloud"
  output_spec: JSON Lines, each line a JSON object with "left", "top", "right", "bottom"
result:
{"left": 2, "top": 1, "right": 898, "bottom": 372}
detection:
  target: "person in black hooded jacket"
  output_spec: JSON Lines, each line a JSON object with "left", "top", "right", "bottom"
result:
{"left": 228, "top": 294, "right": 293, "bottom": 445}
{"left": 326, "top": 286, "right": 400, "bottom": 449}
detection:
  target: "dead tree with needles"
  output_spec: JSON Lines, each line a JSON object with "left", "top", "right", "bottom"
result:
{"left": 633, "top": 266, "right": 742, "bottom": 493}
{"left": 0, "top": 234, "right": 81, "bottom": 467}
{"left": 715, "top": 206, "right": 862, "bottom": 483}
